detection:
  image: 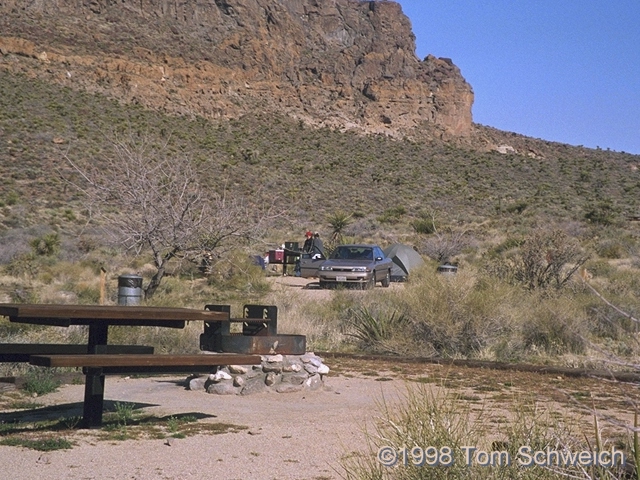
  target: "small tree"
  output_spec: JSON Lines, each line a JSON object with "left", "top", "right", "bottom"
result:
{"left": 65, "top": 134, "right": 277, "bottom": 298}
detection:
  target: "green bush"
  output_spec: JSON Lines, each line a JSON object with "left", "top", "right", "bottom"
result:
{"left": 5, "top": 252, "right": 39, "bottom": 278}
{"left": 595, "top": 236, "right": 635, "bottom": 259}
{"left": 492, "top": 229, "right": 588, "bottom": 290}
{"left": 584, "top": 202, "right": 618, "bottom": 225}
{"left": 22, "top": 368, "right": 60, "bottom": 396}
{"left": 377, "top": 206, "right": 407, "bottom": 225}
{"left": 206, "top": 251, "right": 271, "bottom": 297}
{"left": 411, "top": 216, "right": 436, "bottom": 235}
{"left": 30, "top": 233, "right": 61, "bottom": 257}
{"left": 504, "top": 200, "right": 528, "bottom": 214}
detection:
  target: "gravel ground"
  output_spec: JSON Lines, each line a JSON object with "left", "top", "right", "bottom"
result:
{"left": 1, "top": 276, "right": 407, "bottom": 480}
{"left": 2, "top": 372, "right": 404, "bottom": 480}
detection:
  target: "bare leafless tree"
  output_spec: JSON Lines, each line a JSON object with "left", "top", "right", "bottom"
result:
{"left": 420, "top": 229, "right": 471, "bottom": 263}
{"left": 515, "top": 229, "right": 589, "bottom": 290}
{"left": 64, "top": 134, "right": 279, "bottom": 298}
{"left": 484, "top": 229, "right": 590, "bottom": 291}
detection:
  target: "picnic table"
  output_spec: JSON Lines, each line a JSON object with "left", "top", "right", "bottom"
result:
{"left": 0, "top": 304, "right": 262, "bottom": 427}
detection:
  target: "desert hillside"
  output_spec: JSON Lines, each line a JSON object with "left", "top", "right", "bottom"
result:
{"left": 0, "top": 0, "right": 473, "bottom": 140}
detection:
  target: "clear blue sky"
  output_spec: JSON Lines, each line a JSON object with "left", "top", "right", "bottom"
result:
{"left": 395, "top": 0, "right": 640, "bottom": 154}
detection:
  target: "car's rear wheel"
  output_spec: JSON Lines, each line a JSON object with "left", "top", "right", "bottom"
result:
{"left": 381, "top": 270, "right": 391, "bottom": 288}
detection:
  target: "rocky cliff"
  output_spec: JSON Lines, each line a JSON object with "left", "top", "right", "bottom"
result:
{"left": 0, "top": 0, "right": 473, "bottom": 138}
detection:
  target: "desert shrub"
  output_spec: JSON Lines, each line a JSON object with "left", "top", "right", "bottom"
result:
{"left": 504, "top": 199, "right": 529, "bottom": 214}
{"left": 327, "top": 210, "right": 352, "bottom": 243}
{"left": 486, "top": 236, "right": 524, "bottom": 257}
{"left": 0, "top": 228, "right": 34, "bottom": 264}
{"left": 74, "top": 284, "right": 101, "bottom": 304}
{"left": 489, "top": 229, "right": 589, "bottom": 291}
{"left": 377, "top": 206, "right": 406, "bottom": 225}
{"left": 3, "top": 190, "right": 20, "bottom": 206}
{"left": 206, "top": 250, "right": 271, "bottom": 298}
{"left": 584, "top": 201, "right": 618, "bottom": 225}
{"left": 586, "top": 303, "right": 632, "bottom": 340}
{"left": 587, "top": 268, "right": 640, "bottom": 325}
{"left": 107, "top": 321, "right": 203, "bottom": 354}
{"left": 521, "top": 295, "right": 587, "bottom": 355}
{"left": 4, "top": 252, "right": 39, "bottom": 278}
{"left": 400, "top": 269, "right": 515, "bottom": 358}
{"left": 595, "top": 240, "right": 626, "bottom": 259}
{"left": 585, "top": 259, "right": 616, "bottom": 278}
{"left": 340, "top": 386, "right": 480, "bottom": 479}
{"left": 594, "top": 234, "right": 637, "bottom": 260}
{"left": 411, "top": 215, "right": 436, "bottom": 235}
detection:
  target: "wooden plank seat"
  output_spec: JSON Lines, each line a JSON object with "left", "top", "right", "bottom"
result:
{"left": 28, "top": 353, "right": 262, "bottom": 428}
{"left": 0, "top": 344, "right": 154, "bottom": 362}
{"left": 29, "top": 353, "right": 262, "bottom": 374}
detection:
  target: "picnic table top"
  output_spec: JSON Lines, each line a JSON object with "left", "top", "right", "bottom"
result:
{"left": 0, "top": 303, "right": 229, "bottom": 327}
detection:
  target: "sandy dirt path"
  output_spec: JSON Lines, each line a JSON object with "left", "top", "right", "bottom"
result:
{"left": 2, "top": 372, "right": 404, "bottom": 480}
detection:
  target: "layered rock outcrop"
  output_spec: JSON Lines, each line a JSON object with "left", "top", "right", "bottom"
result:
{"left": 0, "top": 0, "right": 473, "bottom": 138}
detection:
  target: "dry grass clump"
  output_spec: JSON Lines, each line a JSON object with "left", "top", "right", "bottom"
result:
{"left": 399, "top": 268, "right": 520, "bottom": 359}
{"left": 325, "top": 256, "right": 640, "bottom": 368}
{"left": 267, "top": 285, "right": 358, "bottom": 351}
{"left": 340, "top": 384, "right": 636, "bottom": 479}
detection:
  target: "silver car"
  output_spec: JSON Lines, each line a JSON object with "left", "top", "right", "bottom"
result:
{"left": 317, "top": 244, "right": 392, "bottom": 289}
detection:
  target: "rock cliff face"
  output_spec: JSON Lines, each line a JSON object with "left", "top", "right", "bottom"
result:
{"left": 0, "top": 0, "right": 473, "bottom": 138}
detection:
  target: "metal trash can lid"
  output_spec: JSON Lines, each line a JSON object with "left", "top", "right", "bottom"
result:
{"left": 118, "top": 274, "right": 143, "bottom": 288}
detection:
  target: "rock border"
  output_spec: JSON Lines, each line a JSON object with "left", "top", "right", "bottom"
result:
{"left": 187, "top": 353, "right": 329, "bottom": 395}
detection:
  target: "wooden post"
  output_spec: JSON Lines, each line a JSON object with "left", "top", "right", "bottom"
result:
{"left": 99, "top": 267, "right": 106, "bottom": 305}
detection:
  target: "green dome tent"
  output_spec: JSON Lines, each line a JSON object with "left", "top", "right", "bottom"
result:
{"left": 383, "top": 244, "right": 424, "bottom": 282}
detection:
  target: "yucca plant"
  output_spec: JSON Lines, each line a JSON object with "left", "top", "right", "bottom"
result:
{"left": 327, "top": 210, "right": 352, "bottom": 243}
{"left": 344, "top": 306, "right": 409, "bottom": 354}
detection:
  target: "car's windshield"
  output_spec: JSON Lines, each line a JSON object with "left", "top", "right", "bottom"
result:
{"left": 330, "top": 246, "right": 373, "bottom": 260}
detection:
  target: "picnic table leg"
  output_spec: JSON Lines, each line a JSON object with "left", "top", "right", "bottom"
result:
{"left": 82, "top": 367, "right": 105, "bottom": 428}
{"left": 82, "top": 322, "right": 109, "bottom": 428}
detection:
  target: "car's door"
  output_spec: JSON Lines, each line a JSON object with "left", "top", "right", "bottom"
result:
{"left": 299, "top": 253, "right": 326, "bottom": 278}
{"left": 372, "top": 246, "right": 386, "bottom": 280}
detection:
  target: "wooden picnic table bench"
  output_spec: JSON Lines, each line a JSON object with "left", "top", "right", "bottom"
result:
{"left": 0, "top": 303, "right": 255, "bottom": 428}
{"left": 29, "top": 353, "right": 261, "bottom": 374}
{"left": 0, "top": 343, "right": 154, "bottom": 362}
